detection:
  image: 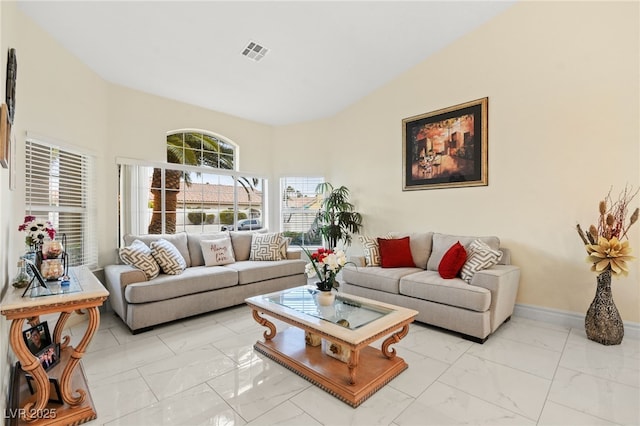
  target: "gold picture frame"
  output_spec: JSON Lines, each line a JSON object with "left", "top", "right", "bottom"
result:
{"left": 402, "top": 98, "right": 488, "bottom": 191}
{"left": 0, "top": 103, "right": 9, "bottom": 169}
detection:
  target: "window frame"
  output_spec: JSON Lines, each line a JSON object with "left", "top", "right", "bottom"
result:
{"left": 117, "top": 157, "right": 267, "bottom": 241}
{"left": 24, "top": 136, "right": 97, "bottom": 269}
{"left": 279, "top": 176, "right": 324, "bottom": 247}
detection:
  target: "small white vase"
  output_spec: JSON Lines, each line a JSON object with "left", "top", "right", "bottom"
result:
{"left": 316, "top": 290, "right": 335, "bottom": 306}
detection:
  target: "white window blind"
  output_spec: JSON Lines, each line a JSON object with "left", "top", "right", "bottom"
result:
{"left": 25, "top": 139, "right": 97, "bottom": 269}
{"left": 280, "top": 176, "right": 324, "bottom": 246}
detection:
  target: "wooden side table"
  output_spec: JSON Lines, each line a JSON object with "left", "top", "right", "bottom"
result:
{"left": 1, "top": 266, "right": 109, "bottom": 425}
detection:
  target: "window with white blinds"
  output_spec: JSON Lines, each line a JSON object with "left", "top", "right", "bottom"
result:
{"left": 25, "top": 139, "right": 97, "bottom": 269}
{"left": 280, "top": 176, "right": 324, "bottom": 246}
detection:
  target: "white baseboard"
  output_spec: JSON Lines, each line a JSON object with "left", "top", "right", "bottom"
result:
{"left": 514, "top": 303, "right": 640, "bottom": 340}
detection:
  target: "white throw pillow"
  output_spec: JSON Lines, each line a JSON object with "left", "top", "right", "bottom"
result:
{"left": 119, "top": 239, "right": 160, "bottom": 280}
{"left": 249, "top": 233, "right": 285, "bottom": 261}
{"left": 460, "top": 239, "right": 503, "bottom": 283}
{"left": 200, "top": 238, "right": 236, "bottom": 266}
{"left": 150, "top": 239, "right": 187, "bottom": 275}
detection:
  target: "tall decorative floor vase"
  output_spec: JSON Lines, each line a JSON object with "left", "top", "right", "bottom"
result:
{"left": 585, "top": 270, "right": 624, "bottom": 345}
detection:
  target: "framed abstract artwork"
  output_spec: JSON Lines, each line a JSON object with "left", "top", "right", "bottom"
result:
{"left": 402, "top": 97, "right": 488, "bottom": 191}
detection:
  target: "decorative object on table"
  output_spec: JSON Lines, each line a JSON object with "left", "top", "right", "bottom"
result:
{"left": 24, "top": 375, "right": 63, "bottom": 405}
{"left": 18, "top": 215, "right": 56, "bottom": 252}
{"left": 11, "top": 259, "right": 31, "bottom": 288}
{"left": 322, "top": 316, "right": 352, "bottom": 363}
{"left": 42, "top": 239, "right": 63, "bottom": 259}
{"left": 21, "top": 261, "right": 49, "bottom": 297}
{"left": 305, "top": 331, "right": 321, "bottom": 347}
{"left": 310, "top": 182, "right": 363, "bottom": 249}
{"left": 38, "top": 234, "right": 69, "bottom": 281}
{"left": 40, "top": 259, "right": 65, "bottom": 280}
{"left": 22, "top": 321, "right": 52, "bottom": 356}
{"left": 576, "top": 185, "right": 638, "bottom": 345}
{"left": 302, "top": 246, "right": 352, "bottom": 306}
{"left": 402, "top": 97, "right": 488, "bottom": 191}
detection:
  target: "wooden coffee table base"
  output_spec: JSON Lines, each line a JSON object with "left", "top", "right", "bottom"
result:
{"left": 254, "top": 327, "right": 408, "bottom": 407}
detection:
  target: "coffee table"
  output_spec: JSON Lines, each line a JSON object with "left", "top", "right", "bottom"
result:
{"left": 245, "top": 286, "right": 418, "bottom": 407}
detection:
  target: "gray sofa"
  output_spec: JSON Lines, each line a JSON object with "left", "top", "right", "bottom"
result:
{"left": 104, "top": 231, "right": 306, "bottom": 333}
{"left": 342, "top": 232, "right": 520, "bottom": 343}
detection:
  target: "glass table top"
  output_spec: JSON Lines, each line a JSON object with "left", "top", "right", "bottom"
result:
{"left": 23, "top": 270, "right": 83, "bottom": 298}
{"left": 263, "top": 286, "right": 393, "bottom": 330}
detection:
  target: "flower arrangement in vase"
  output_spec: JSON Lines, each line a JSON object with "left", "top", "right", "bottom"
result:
{"left": 302, "top": 247, "right": 350, "bottom": 292}
{"left": 576, "top": 185, "right": 638, "bottom": 345}
{"left": 18, "top": 215, "right": 56, "bottom": 251}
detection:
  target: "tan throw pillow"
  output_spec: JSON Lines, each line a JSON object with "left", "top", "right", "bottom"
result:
{"left": 359, "top": 236, "right": 381, "bottom": 266}
{"left": 249, "top": 233, "right": 284, "bottom": 261}
{"left": 200, "top": 238, "right": 236, "bottom": 266}
{"left": 150, "top": 239, "right": 187, "bottom": 275}
{"left": 460, "top": 239, "right": 503, "bottom": 283}
{"left": 123, "top": 232, "right": 191, "bottom": 267}
{"left": 119, "top": 239, "right": 160, "bottom": 280}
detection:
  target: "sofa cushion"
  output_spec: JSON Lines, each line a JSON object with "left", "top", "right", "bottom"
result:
{"left": 119, "top": 239, "right": 160, "bottom": 280}
{"left": 230, "top": 230, "right": 267, "bottom": 261}
{"left": 187, "top": 231, "right": 229, "bottom": 266}
{"left": 250, "top": 233, "right": 285, "bottom": 261}
{"left": 388, "top": 232, "right": 433, "bottom": 269}
{"left": 150, "top": 239, "right": 187, "bottom": 275}
{"left": 438, "top": 242, "right": 467, "bottom": 279}
{"left": 460, "top": 239, "right": 503, "bottom": 283}
{"left": 427, "top": 233, "right": 500, "bottom": 271}
{"left": 200, "top": 238, "right": 236, "bottom": 266}
{"left": 399, "top": 270, "right": 491, "bottom": 312}
{"left": 342, "top": 265, "right": 422, "bottom": 294}
{"left": 124, "top": 232, "right": 191, "bottom": 267}
{"left": 124, "top": 266, "right": 238, "bottom": 304}
{"left": 359, "top": 236, "right": 382, "bottom": 266}
{"left": 224, "top": 259, "right": 306, "bottom": 285}
{"left": 379, "top": 237, "right": 416, "bottom": 268}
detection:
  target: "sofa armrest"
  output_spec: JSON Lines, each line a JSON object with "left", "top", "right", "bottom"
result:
{"left": 348, "top": 256, "right": 366, "bottom": 268}
{"left": 470, "top": 265, "right": 521, "bottom": 332}
{"left": 104, "top": 264, "right": 147, "bottom": 321}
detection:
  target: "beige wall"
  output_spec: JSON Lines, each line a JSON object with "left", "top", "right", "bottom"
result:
{"left": 277, "top": 1, "right": 640, "bottom": 322}
{"left": 0, "top": 1, "right": 638, "bottom": 414}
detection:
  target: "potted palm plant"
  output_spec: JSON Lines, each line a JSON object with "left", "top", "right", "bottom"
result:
{"left": 311, "top": 183, "right": 363, "bottom": 250}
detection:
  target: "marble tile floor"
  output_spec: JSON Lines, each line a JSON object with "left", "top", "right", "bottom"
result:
{"left": 57, "top": 306, "right": 639, "bottom": 426}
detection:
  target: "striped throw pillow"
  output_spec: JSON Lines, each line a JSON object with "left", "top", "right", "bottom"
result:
{"left": 249, "top": 233, "right": 284, "bottom": 261}
{"left": 119, "top": 239, "right": 160, "bottom": 280}
{"left": 460, "top": 239, "right": 503, "bottom": 283}
{"left": 150, "top": 239, "right": 187, "bottom": 275}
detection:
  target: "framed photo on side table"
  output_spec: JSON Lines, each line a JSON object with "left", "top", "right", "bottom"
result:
{"left": 402, "top": 97, "right": 488, "bottom": 191}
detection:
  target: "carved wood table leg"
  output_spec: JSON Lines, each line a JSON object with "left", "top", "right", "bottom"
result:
{"left": 381, "top": 324, "right": 410, "bottom": 359}
{"left": 59, "top": 306, "right": 100, "bottom": 406}
{"left": 54, "top": 311, "right": 73, "bottom": 350}
{"left": 251, "top": 309, "right": 277, "bottom": 341}
{"left": 347, "top": 349, "right": 360, "bottom": 385}
{"left": 10, "top": 318, "right": 50, "bottom": 422}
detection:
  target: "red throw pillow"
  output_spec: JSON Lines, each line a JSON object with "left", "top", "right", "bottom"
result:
{"left": 438, "top": 241, "right": 467, "bottom": 279}
{"left": 378, "top": 237, "right": 416, "bottom": 268}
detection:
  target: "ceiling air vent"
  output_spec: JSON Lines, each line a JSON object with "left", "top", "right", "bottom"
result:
{"left": 242, "top": 41, "right": 269, "bottom": 62}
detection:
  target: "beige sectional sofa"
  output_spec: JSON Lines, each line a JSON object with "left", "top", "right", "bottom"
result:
{"left": 341, "top": 232, "right": 520, "bottom": 343}
{"left": 104, "top": 231, "right": 306, "bottom": 333}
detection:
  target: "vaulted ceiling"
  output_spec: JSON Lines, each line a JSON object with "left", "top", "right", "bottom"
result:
{"left": 18, "top": 1, "right": 515, "bottom": 125}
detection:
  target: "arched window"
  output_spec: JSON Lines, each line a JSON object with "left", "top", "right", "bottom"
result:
{"left": 166, "top": 130, "right": 237, "bottom": 170}
{"left": 117, "top": 130, "right": 265, "bottom": 240}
